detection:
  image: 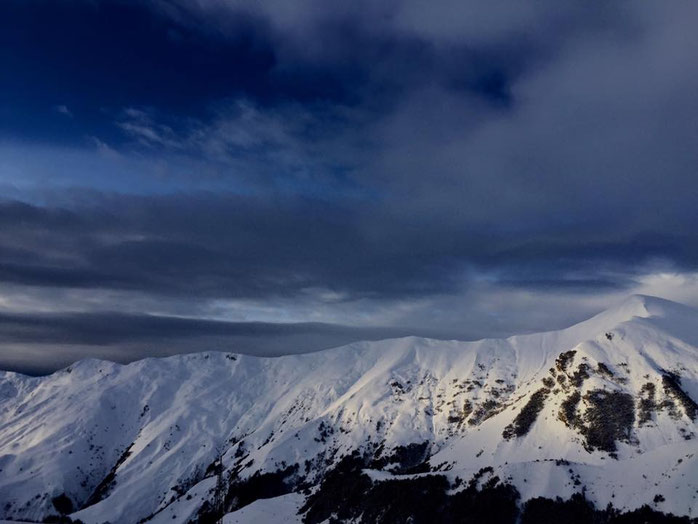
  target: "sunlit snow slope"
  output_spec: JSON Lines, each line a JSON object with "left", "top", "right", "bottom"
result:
{"left": 0, "top": 295, "right": 696, "bottom": 522}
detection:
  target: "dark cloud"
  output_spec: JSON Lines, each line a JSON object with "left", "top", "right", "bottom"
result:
{"left": 0, "top": 310, "right": 438, "bottom": 375}
{"left": 0, "top": 187, "right": 693, "bottom": 351}
{"left": 0, "top": 192, "right": 694, "bottom": 307}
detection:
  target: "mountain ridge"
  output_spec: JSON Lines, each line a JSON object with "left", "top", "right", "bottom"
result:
{"left": 1, "top": 294, "right": 681, "bottom": 386}
{"left": 1, "top": 294, "right": 697, "bottom": 523}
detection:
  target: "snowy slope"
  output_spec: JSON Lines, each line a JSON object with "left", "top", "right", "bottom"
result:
{"left": 0, "top": 295, "right": 696, "bottom": 522}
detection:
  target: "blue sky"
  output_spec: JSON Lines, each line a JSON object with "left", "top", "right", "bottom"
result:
{"left": 2, "top": 0, "right": 698, "bottom": 373}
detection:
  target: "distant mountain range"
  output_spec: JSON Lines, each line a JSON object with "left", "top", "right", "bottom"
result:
{"left": 1, "top": 295, "right": 696, "bottom": 523}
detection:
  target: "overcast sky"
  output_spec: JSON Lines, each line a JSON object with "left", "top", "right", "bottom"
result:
{"left": 2, "top": 0, "right": 698, "bottom": 374}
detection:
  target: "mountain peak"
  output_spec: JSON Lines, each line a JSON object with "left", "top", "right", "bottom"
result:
{"left": 580, "top": 294, "right": 696, "bottom": 333}
{"left": 617, "top": 293, "right": 677, "bottom": 312}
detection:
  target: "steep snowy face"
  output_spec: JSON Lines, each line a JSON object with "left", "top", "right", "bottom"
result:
{"left": 0, "top": 295, "right": 696, "bottom": 523}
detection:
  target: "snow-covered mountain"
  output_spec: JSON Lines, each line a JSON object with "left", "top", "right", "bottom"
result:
{"left": 1, "top": 295, "right": 697, "bottom": 523}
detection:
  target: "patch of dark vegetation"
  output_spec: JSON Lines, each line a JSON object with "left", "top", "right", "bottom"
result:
{"left": 556, "top": 351, "right": 577, "bottom": 373}
{"left": 372, "top": 442, "right": 431, "bottom": 474}
{"left": 51, "top": 494, "right": 73, "bottom": 515}
{"left": 299, "top": 455, "right": 372, "bottom": 523}
{"left": 198, "top": 464, "right": 300, "bottom": 523}
{"left": 462, "top": 399, "right": 474, "bottom": 419}
{"left": 638, "top": 382, "right": 657, "bottom": 426}
{"left": 570, "top": 363, "right": 591, "bottom": 388}
{"left": 542, "top": 377, "right": 555, "bottom": 389}
{"left": 82, "top": 443, "right": 133, "bottom": 508}
{"left": 448, "top": 400, "right": 473, "bottom": 425}
{"left": 204, "top": 458, "right": 223, "bottom": 478}
{"left": 314, "top": 421, "right": 334, "bottom": 443}
{"left": 580, "top": 390, "right": 635, "bottom": 452}
{"left": 468, "top": 398, "right": 504, "bottom": 425}
{"left": 502, "top": 388, "right": 549, "bottom": 440}
{"left": 226, "top": 465, "right": 299, "bottom": 511}
{"left": 613, "top": 505, "right": 695, "bottom": 523}
{"left": 658, "top": 397, "right": 680, "bottom": 419}
{"left": 522, "top": 493, "right": 693, "bottom": 524}
{"left": 597, "top": 363, "right": 614, "bottom": 378}
{"left": 678, "top": 427, "right": 695, "bottom": 440}
{"left": 301, "top": 456, "right": 520, "bottom": 524}
{"left": 489, "top": 383, "right": 515, "bottom": 398}
{"left": 233, "top": 440, "right": 247, "bottom": 459}
{"left": 521, "top": 493, "right": 598, "bottom": 524}
{"left": 389, "top": 380, "right": 413, "bottom": 397}
{"left": 300, "top": 460, "right": 694, "bottom": 524}
{"left": 559, "top": 391, "right": 582, "bottom": 428}
{"left": 662, "top": 372, "right": 698, "bottom": 421}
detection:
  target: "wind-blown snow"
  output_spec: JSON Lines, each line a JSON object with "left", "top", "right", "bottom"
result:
{"left": 0, "top": 295, "right": 696, "bottom": 522}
